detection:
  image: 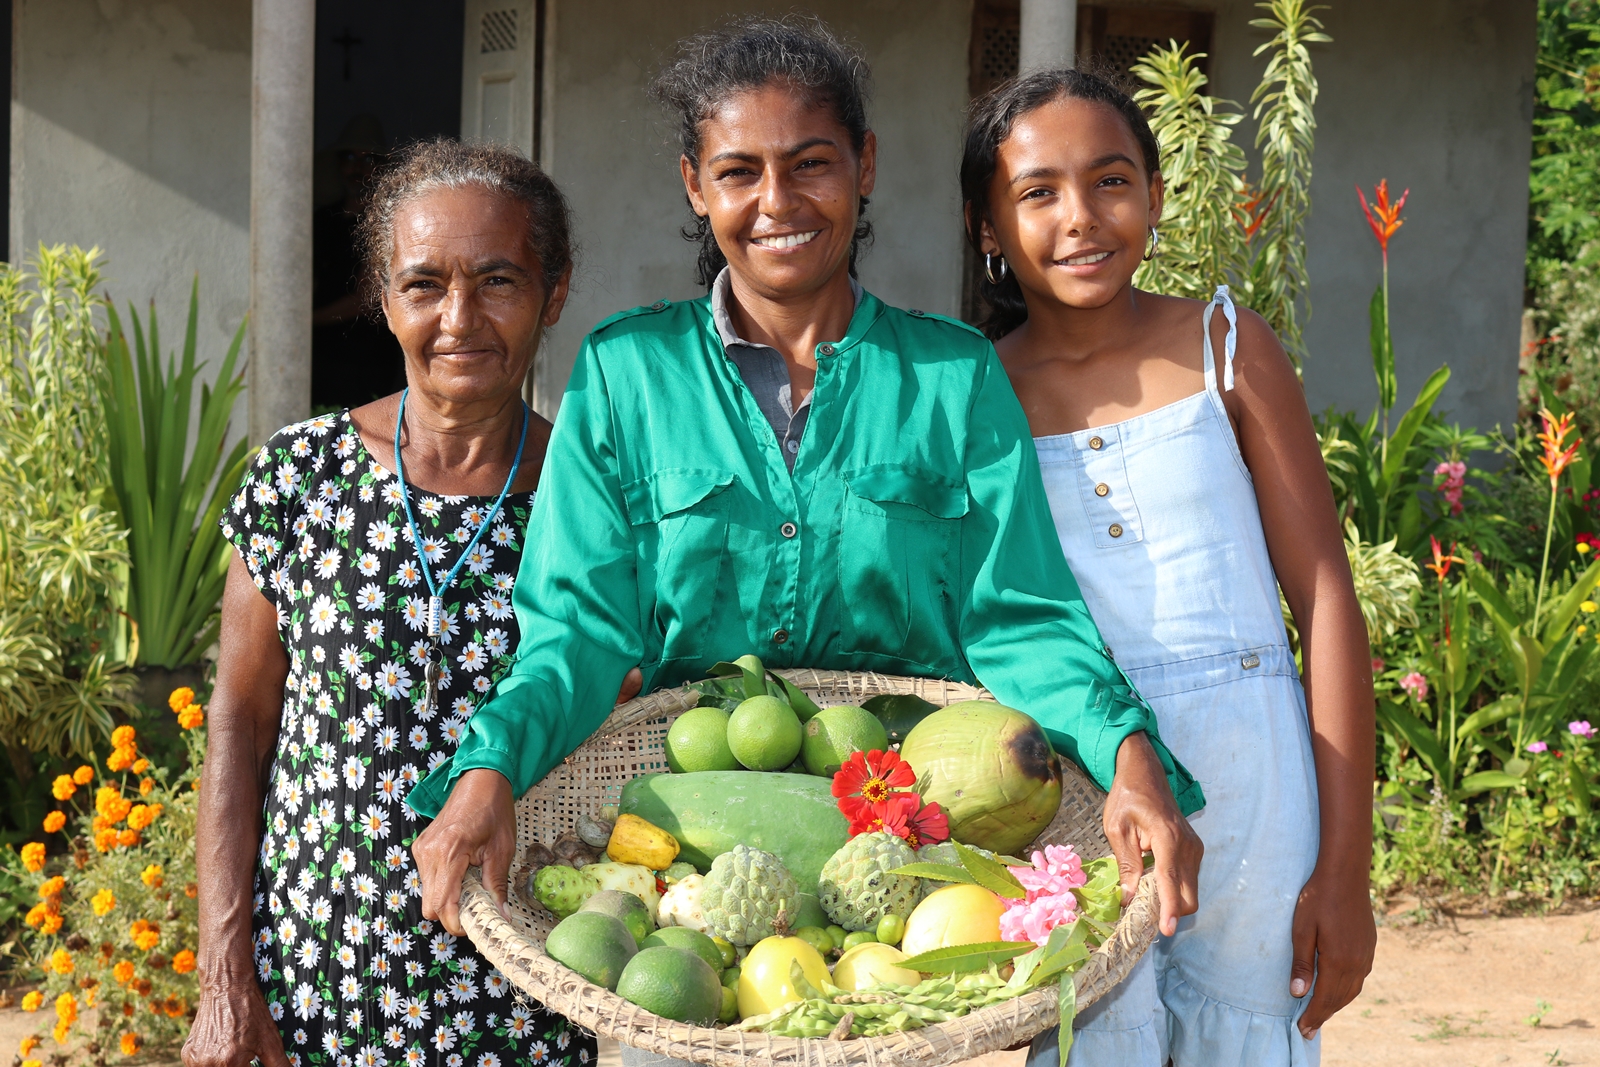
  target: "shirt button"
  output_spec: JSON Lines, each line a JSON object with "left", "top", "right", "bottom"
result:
{"left": 780, "top": 522, "right": 797, "bottom": 538}
{"left": 649, "top": 300, "right": 667, "bottom": 311}
{"left": 818, "top": 343, "right": 836, "bottom": 357}
{"left": 773, "top": 629, "right": 789, "bottom": 645}
{"left": 909, "top": 308, "right": 925, "bottom": 317}
{"left": 1094, "top": 483, "right": 1110, "bottom": 497}
{"left": 1089, "top": 436, "right": 1104, "bottom": 450}
{"left": 1108, "top": 523, "right": 1124, "bottom": 538}
{"left": 786, "top": 439, "right": 799, "bottom": 455}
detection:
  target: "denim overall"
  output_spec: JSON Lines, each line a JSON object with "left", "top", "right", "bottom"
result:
{"left": 1026, "top": 287, "right": 1321, "bottom": 1066}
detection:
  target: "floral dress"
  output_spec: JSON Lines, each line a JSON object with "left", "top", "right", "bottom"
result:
{"left": 222, "top": 410, "right": 594, "bottom": 1067}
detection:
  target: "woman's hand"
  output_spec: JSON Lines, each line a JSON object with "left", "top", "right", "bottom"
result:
{"left": 183, "top": 967, "right": 290, "bottom": 1067}
{"left": 1102, "top": 731, "right": 1203, "bottom": 936}
{"left": 1289, "top": 861, "right": 1375, "bottom": 1039}
{"left": 414, "top": 768, "right": 516, "bottom": 936}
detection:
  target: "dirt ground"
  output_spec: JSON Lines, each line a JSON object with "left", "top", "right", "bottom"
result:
{"left": 6, "top": 908, "right": 1598, "bottom": 1066}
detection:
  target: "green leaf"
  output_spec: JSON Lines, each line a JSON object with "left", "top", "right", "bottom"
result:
{"left": 1541, "top": 557, "right": 1600, "bottom": 644}
{"left": 707, "top": 656, "right": 767, "bottom": 701}
{"left": 1457, "top": 696, "right": 1517, "bottom": 740}
{"left": 1375, "top": 700, "right": 1447, "bottom": 785}
{"left": 952, "top": 840, "right": 1026, "bottom": 899}
{"left": 1380, "top": 365, "right": 1451, "bottom": 493}
{"left": 1058, "top": 976, "right": 1077, "bottom": 1067}
{"left": 1458, "top": 770, "right": 1525, "bottom": 795}
{"left": 767, "top": 671, "right": 822, "bottom": 722}
{"left": 897, "top": 941, "right": 1033, "bottom": 974}
{"left": 861, "top": 693, "right": 940, "bottom": 742}
{"left": 1369, "top": 285, "right": 1396, "bottom": 413}
{"left": 887, "top": 863, "right": 979, "bottom": 885}
{"left": 1073, "top": 857, "right": 1125, "bottom": 925}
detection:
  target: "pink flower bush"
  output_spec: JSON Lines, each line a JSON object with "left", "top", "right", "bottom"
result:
{"left": 999, "top": 844, "right": 1089, "bottom": 946}
{"left": 1570, "top": 720, "right": 1595, "bottom": 739}
{"left": 1527, "top": 740, "right": 1550, "bottom": 754}
{"left": 1434, "top": 460, "right": 1467, "bottom": 516}
{"left": 1399, "top": 671, "right": 1429, "bottom": 702}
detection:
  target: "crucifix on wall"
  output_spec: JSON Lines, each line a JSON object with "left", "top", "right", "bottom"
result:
{"left": 332, "top": 26, "right": 363, "bottom": 81}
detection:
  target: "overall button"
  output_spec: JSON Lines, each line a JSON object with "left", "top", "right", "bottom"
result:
{"left": 1241, "top": 654, "right": 1262, "bottom": 670}
{"left": 780, "top": 522, "right": 798, "bottom": 538}
{"left": 1089, "top": 436, "right": 1104, "bottom": 450}
{"left": 1108, "top": 523, "right": 1124, "bottom": 538}
{"left": 818, "top": 343, "right": 836, "bottom": 357}
{"left": 1094, "top": 482, "right": 1110, "bottom": 497}
{"left": 773, "top": 629, "right": 790, "bottom": 645}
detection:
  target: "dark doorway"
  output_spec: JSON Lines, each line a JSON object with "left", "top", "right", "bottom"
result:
{"left": 311, "top": 0, "right": 466, "bottom": 413}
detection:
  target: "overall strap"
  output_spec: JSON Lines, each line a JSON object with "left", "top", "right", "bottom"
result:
{"left": 1201, "top": 284, "right": 1240, "bottom": 393}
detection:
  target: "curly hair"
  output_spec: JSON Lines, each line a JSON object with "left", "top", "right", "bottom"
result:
{"left": 648, "top": 15, "right": 874, "bottom": 288}
{"left": 356, "top": 138, "right": 575, "bottom": 310}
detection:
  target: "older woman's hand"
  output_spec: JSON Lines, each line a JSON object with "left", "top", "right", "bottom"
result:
{"left": 183, "top": 968, "right": 290, "bottom": 1067}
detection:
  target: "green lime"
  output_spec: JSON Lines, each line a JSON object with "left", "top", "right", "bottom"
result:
{"left": 726, "top": 696, "right": 803, "bottom": 771}
{"left": 721, "top": 964, "right": 741, "bottom": 989}
{"left": 640, "top": 926, "right": 724, "bottom": 975}
{"left": 665, "top": 707, "right": 738, "bottom": 773}
{"left": 579, "top": 890, "right": 654, "bottom": 946}
{"left": 875, "top": 913, "right": 906, "bottom": 946}
{"left": 841, "top": 930, "right": 878, "bottom": 953}
{"left": 545, "top": 912, "right": 638, "bottom": 991}
{"left": 826, "top": 925, "right": 849, "bottom": 951}
{"left": 711, "top": 935, "right": 737, "bottom": 969}
{"left": 615, "top": 946, "right": 723, "bottom": 1024}
{"left": 794, "top": 926, "right": 833, "bottom": 956}
{"left": 801, "top": 705, "right": 889, "bottom": 776}
{"left": 719, "top": 984, "right": 739, "bottom": 1023}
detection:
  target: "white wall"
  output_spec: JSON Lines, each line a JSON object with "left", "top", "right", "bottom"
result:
{"left": 533, "top": 0, "right": 973, "bottom": 415}
{"left": 11, "top": 0, "right": 251, "bottom": 393}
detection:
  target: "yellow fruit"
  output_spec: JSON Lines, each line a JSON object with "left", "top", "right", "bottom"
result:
{"left": 830, "top": 943, "right": 920, "bottom": 992}
{"left": 606, "top": 814, "right": 680, "bottom": 870}
{"left": 736, "top": 936, "right": 831, "bottom": 1018}
{"left": 900, "top": 884, "right": 1005, "bottom": 957}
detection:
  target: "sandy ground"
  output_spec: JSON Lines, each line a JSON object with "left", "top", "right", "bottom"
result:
{"left": 6, "top": 908, "right": 1597, "bottom": 1066}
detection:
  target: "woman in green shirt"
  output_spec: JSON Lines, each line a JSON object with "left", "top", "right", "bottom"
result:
{"left": 412, "top": 16, "right": 1203, "bottom": 941}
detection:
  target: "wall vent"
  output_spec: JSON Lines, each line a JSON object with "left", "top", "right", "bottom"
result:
{"left": 481, "top": 9, "right": 518, "bottom": 54}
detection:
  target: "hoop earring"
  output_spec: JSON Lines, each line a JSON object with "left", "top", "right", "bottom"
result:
{"left": 984, "top": 253, "right": 1008, "bottom": 284}
{"left": 1143, "top": 228, "right": 1160, "bottom": 262}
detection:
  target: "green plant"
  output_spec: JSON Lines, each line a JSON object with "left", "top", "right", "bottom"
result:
{"left": 104, "top": 280, "right": 250, "bottom": 668}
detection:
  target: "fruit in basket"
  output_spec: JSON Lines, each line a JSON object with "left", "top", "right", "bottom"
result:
{"left": 840, "top": 930, "right": 876, "bottom": 952}
{"left": 719, "top": 985, "right": 739, "bottom": 1023}
{"left": 830, "top": 942, "right": 920, "bottom": 992}
{"left": 721, "top": 964, "right": 740, "bottom": 989}
{"left": 664, "top": 861, "right": 698, "bottom": 883}
{"left": 792, "top": 892, "right": 829, "bottom": 932}
{"left": 615, "top": 945, "right": 723, "bottom": 1024}
{"left": 657, "top": 873, "right": 707, "bottom": 933}
{"left": 875, "top": 913, "right": 906, "bottom": 946}
{"left": 712, "top": 936, "right": 737, "bottom": 968}
{"left": 817, "top": 832, "right": 919, "bottom": 931}
{"left": 825, "top": 925, "right": 848, "bottom": 951}
{"left": 899, "top": 884, "right": 1006, "bottom": 957}
{"left": 700, "top": 845, "right": 800, "bottom": 947}
{"left": 619, "top": 771, "right": 849, "bottom": 893}
{"left": 533, "top": 864, "right": 599, "bottom": 918}
{"left": 666, "top": 707, "right": 740, "bottom": 773}
{"left": 583, "top": 861, "right": 662, "bottom": 922}
{"left": 579, "top": 890, "right": 654, "bottom": 945}
{"left": 736, "top": 935, "right": 832, "bottom": 1018}
{"left": 606, "top": 814, "right": 680, "bottom": 869}
{"left": 575, "top": 813, "right": 615, "bottom": 849}
{"left": 726, "top": 695, "right": 804, "bottom": 771}
{"left": 793, "top": 926, "right": 833, "bottom": 957}
{"left": 898, "top": 701, "right": 1064, "bottom": 855}
{"left": 641, "top": 926, "right": 724, "bottom": 974}
{"left": 800, "top": 705, "right": 889, "bottom": 776}
{"left": 545, "top": 912, "right": 638, "bottom": 991}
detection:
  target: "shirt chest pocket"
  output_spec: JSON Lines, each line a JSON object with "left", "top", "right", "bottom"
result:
{"left": 622, "top": 468, "right": 736, "bottom": 662}
{"left": 838, "top": 465, "right": 967, "bottom": 669}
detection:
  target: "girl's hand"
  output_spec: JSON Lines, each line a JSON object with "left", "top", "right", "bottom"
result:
{"left": 183, "top": 970, "right": 290, "bottom": 1067}
{"left": 1289, "top": 862, "right": 1376, "bottom": 1039}
{"left": 1103, "top": 731, "right": 1203, "bottom": 936}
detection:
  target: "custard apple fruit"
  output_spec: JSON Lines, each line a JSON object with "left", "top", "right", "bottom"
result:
{"left": 818, "top": 832, "right": 919, "bottom": 931}
{"left": 699, "top": 845, "right": 800, "bottom": 947}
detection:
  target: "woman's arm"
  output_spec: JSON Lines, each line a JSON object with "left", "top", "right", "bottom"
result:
{"left": 1226, "top": 309, "right": 1376, "bottom": 1040}
{"left": 182, "top": 556, "right": 291, "bottom": 1067}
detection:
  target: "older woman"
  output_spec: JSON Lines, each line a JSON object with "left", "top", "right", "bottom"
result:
{"left": 412, "top": 15, "right": 1204, "bottom": 964}
{"left": 184, "top": 141, "right": 629, "bottom": 1067}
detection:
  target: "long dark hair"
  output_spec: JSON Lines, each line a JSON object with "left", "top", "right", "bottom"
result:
{"left": 960, "top": 69, "right": 1161, "bottom": 339}
{"left": 649, "top": 15, "right": 875, "bottom": 289}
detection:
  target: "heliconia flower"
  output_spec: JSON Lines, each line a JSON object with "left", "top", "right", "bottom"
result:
{"left": 1233, "top": 184, "right": 1279, "bottom": 241}
{"left": 832, "top": 749, "right": 916, "bottom": 804}
{"left": 1538, "top": 409, "right": 1581, "bottom": 487}
{"left": 1399, "top": 671, "right": 1429, "bottom": 702}
{"left": 1527, "top": 740, "right": 1549, "bottom": 753}
{"left": 1570, "top": 720, "right": 1596, "bottom": 739}
{"left": 1425, "top": 536, "right": 1464, "bottom": 582}
{"left": 1357, "top": 179, "right": 1409, "bottom": 259}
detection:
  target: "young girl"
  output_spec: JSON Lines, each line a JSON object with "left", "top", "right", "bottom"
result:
{"left": 962, "top": 71, "right": 1376, "bottom": 1066}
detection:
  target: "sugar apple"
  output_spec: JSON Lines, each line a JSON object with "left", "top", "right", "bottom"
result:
{"left": 915, "top": 841, "right": 1001, "bottom": 900}
{"left": 699, "top": 845, "right": 800, "bottom": 947}
{"left": 818, "top": 832, "right": 919, "bottom": 931}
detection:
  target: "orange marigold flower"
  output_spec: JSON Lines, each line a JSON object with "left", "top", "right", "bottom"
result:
{"left": 20, "top": 990, "right": 43, "bottom": 1012}
{"left": 171, "top": 949, "right": 196, "bottom": 975}
{"left": 40, "top": 913, "right": 62, "bottom": 935}
{"left": 42, "top": 811, "right": 66, "bottom": 833}
{"left": 139, "top": 778, "right": 154, "bottom": 796}
{"left": 129, "top": 919, "right": 160, "bottom": 951}
{"left": 183, "top": 883, "right": 197, "bottom": 899}
{"left": 91, "top": 888, "right": 116, "bottom": 916}
{"left": 71, "top": 765, "right": 94, "bottom": 786}
{"left": 21, "top": 841, "right": 46, "bottom": 872}
{"left": 106, "top": 746, "right": 135, "bottom": 772}
{"left": 49, "top": 949, "right": 73, "bottom": 975}
{"left": 116, "top": 829, "right": 141, "bottom": 849}
{"left": 161, "top": 996, "right": 185, "bottom": 1018}
{"left": 167, "top": 687, "right": 194, "bottom": 713}
{"left": 112, "top": 960, "right": 135, "bottom": 984}
{"left": 19, "top": 1036, "right": 39, "bottom": 1056}
{"left": 177, "top": 704, "right": 205, "bottom": 730}
{"left": 24, "top": 902, "right": 50, "bottom": 928}
{"left": 131, "top": 758, "right": 149, "bottom": 775}
{"left": 126, "top": 804, "right": 161, "bottom": 831}
{"left": 95, "top": 786, "right": 120, "bottom": 817}
{"left": 83, "top": 985, "right": 98, "bottom": 1009}
{"left": 22, "top": 1058, "right": 41, "bottom": 1067}
{"left": 50, "top": 775, "right": 76, "bottom": 801}
{"left": 110, "top": 725, "right": 136, "bottom": 749}
{"left": 50, "top": 1024, "right": 69, "bottom": 1046}
{"left": 120, "top": 1033, "right": 143, "bottom": 1056}
{"left": 54, "top": 992, "right": 77, "bottom": 1024}
{"left": 93, "top": 829, "right": 117, "bottom": 853}
{"left": 38, "top": 876, "right": 65, "bottom": 899}
{"left": 140, "top": 864, "right": 163, "bottom": 889}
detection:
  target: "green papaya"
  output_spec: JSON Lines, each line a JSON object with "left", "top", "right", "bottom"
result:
{"left": 618, "top": 771, "right": 849, "bottom": 894}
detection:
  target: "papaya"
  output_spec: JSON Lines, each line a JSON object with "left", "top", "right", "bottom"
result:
{"left": 618, "top": 772, "right": 849, "bottom": 895}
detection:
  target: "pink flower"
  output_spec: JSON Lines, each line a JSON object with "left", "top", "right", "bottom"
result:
{"left": 1570, "top": 720, "right": 1595, "bottom": 739}
{"left": 999, "top": 844, "right": 1090, "bottom": 946}
{"left": 1399, "top": 671, "right": 1429, "bottom": 702}
{"left": 1371, "top": 657, "right": 1386, "bottom": 675}
{"left": 1527, "top": 740, "right": 1549, "bottom": 753}
{"left": 1010, "top": 844, "right": 1088, "bottom": 899}
{"left": 999, "top": 893, "right": 1079, "bottom": 946}
{"left": 1433, "top": 461, "right": 1466, "bottom": 516}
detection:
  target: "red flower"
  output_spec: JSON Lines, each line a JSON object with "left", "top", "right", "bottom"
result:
{"left": 1425, "top": 536, "right": 1463, "bottom": 582}
{"left": 905, "top": 800, "right": 950, "bottom": 848}
{"left": 844, "top": 792, "right": 920, "bottom": 837}
{"left": 1538, "top": 408, "right": 1581, "bottom": 487}
{"left": 832, "top": 750, "right": 915, "bottom": 805}
{"left": 1357, "top": 179, "right": 1409, "bottom": 258}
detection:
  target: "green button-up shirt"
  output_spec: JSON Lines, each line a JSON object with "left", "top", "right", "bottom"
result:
{"left": 410, "top": 291, "right": 1202, "bottom": 818}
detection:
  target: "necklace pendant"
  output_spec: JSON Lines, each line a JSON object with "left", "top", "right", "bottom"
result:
{"left": 427, "top": 595, "right": 444, "bottom": 639}
{"left": 423, "top": 653, "right": 440, "bottom": 715}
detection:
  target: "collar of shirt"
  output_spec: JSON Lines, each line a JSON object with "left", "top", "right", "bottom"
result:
{"left": 709, "top": 267, "right": 863, "bottom": 420}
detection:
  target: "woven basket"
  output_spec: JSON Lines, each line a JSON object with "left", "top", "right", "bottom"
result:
{"left": 459, "top": 669, "right": 1158, "bottom": 1067}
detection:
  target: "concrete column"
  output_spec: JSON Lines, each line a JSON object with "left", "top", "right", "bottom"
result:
{"left": 1019, "top": 0, "right": 1078, "bottom": 73}
{"left": 249, "top": 0, "right": 315, "bottom": 442}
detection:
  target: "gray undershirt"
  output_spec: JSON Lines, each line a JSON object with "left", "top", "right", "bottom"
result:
{"left": 710, "top": 267, "right": 861, "bottom": 471}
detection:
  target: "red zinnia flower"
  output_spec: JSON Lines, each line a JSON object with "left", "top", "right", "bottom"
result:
{"left": 832, "top": 749, "right": 915, "bottom": 805}
{"left": 904, "top": 800, "right": 950, "bottom": 848}
{"left": 845, "top": 792, "right": 920, "bottom": 838}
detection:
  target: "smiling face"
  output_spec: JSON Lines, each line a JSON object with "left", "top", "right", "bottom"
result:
{"left": 380, "top": 185, "right": 568, "bottom": 406}
{"left": 979, "top": 96, "right": 1162, "bottom": 311}
{"left": 681, "top": 81, "right": 876, "bottom": 300}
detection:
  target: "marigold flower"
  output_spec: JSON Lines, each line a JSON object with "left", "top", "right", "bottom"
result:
{"left": 183, "top": 882, "right": 198, "bottom": 899}
{"left": 42, "top": 811, "right": 66, "bottom": 834}
{"left": 71, "top": 765, "right": 94, "bottom": 786}
{"left": 167, "top": 687, "right": 194, "bottom": 713}
{"left": 126, "top": 803, "right": 162, "bottom": 831}
{"left": 120, "top": 1033, "right": 143, "bottom": 1056}
{"left": 106, "top": 746, "right": 135, "bottom": 772}
{"left": 145, "top": 953, "right": 167, "bottom": 971}
{"left": 131, "top": 758, "right": 149, "bottom": 775}
{"left": 91, "top": 889, "right": 116, "bottom": 916}
{"left": 54, "top": 992, "right": 77, "bottom": 1024}
{"left": 110, "top": 725, "right": 136, "bottom": 749}
{"left": 130, "top": 977, "right": 152, "bottom": 997}
{"left": 129, "top": 919, "right": 161, "bottom": 951}
{"left": 139, "top": 777, "right": 154, "bottom": 796}
{"left": 38, "top": 876, "right": 65, "bottom": 899}
{"left": 112, "top": 960, "right": 135, "bottom": 984}
{"left": 49, "top": 949, "right": 74, "bottom": 975}
{"left": 140, "top": 864, "right": 163, "bottom": 889}
{"left": 172, "top": 949, "right": 197, "bottom": 974}
{"left": 24, "top": 902, "right": 50, "bottom": 928}
{"left": 161, "top": 996, "right": 186, "bottom": 1018}
{"left": 41, "top": 913, "right": 62, "bottom": 935}
{"left": 93, "top": 829, "right": 118, "bottom": 853}
{"left": 121, "top": 1002, "right": 134, "bottom": 1017}
{"left": 20, "top": 990, "right": 43, "bottom": 1012}
{"left": 50, "top": 775, "right": 75, "bottom": 801}
{"left": 116, "top": 829, "right": 141, "bottom": 849}
{"left": 19, "top": 1036, "right": 39, "bottom": 1056}
{"left": 177, "top": 704, "right": 205, "bottom": 730}
{"left": 21, "top": 841, "right": 46, "bottom": 872}
{"left": 83, "top": 984, "right": 98, "bottom": 1009}
{"left": 22, "top": 1058, "right": 41, "bottom": 1067}
{"left": 50, "top": 1024, "right": 68, "bottom": 1046}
